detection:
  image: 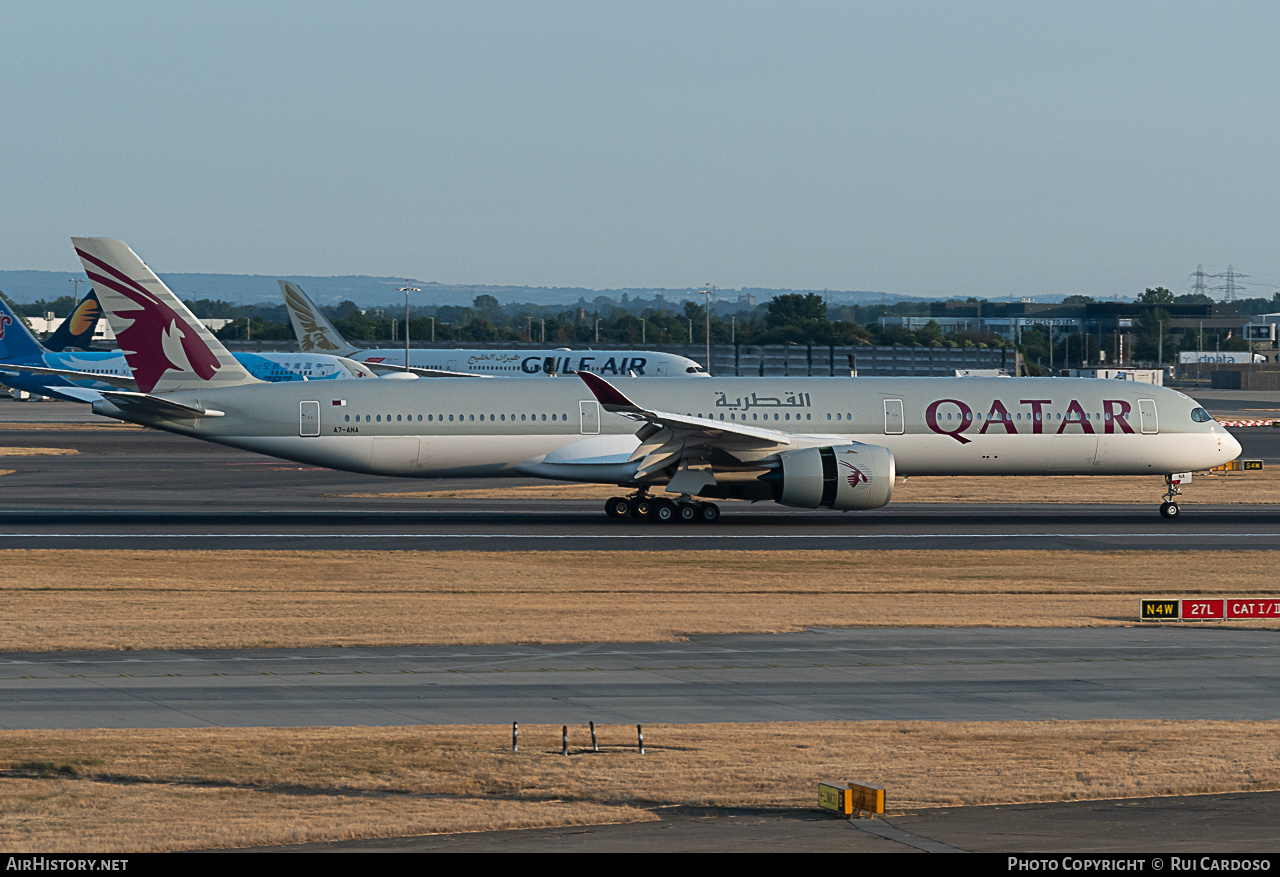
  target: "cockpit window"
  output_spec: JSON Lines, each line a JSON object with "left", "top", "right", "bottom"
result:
{"left": 1191, "top": 407, "right": 1215, "bottom": 423}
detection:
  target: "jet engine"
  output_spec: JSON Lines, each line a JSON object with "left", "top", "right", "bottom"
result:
{"left": 759, "top": 443, "right": 895, "bottom": 510}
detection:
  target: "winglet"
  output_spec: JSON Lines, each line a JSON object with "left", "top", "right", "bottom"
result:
{"left": 576, "top": 370, "right": 641, "bottom": 412}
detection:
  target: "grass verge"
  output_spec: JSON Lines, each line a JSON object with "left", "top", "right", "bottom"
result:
{"left": 1, "top": 720, "right": 1276, "bottom": 851}
{"left": 2, "top": 549, "right": 1277, "bottom": 652}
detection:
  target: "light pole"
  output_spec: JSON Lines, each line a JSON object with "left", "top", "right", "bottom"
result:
{"left": 398, "top": 286, "right": 420, "bottom": 368}
{"left": 703, "top": 284, "right": 715, "bottom": 375}
{"left": 69, "top": 277, "right": 85, "bottom": 300}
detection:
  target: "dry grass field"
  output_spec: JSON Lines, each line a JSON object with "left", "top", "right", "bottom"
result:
{"left": 2, "top": 720, "right": 1278, "bottom": 851}
{"left": 0, "top": 422, "right": 140, "bottom": 431}
{"left": 0, "top": 548, "right": 1276, "bottom": 652}
{"left": 0, "top": 446, "right": 77, "bottom": 456}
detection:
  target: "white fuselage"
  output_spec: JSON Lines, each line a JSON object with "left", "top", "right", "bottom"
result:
{"left": 91, "top": 377, "right": 1241, "bottom": 492}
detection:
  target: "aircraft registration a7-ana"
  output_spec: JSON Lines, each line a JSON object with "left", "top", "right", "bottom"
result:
{"left": 74, "top": 237, "right": 1242, "bottom": 522}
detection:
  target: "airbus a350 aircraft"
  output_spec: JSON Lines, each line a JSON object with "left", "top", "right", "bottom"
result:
{"left": 281, "top": 280, "right": 708, "bottom": 378}
{"left": 0, "top": 289, "right": 378, "bottom": 403}
{"left": 75, "top": 237, "right": 1242, "bottom": 521}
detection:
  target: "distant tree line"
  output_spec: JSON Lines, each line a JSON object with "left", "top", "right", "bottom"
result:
{"left": 14, "top": 285, "right": 1279, "bottom": 369}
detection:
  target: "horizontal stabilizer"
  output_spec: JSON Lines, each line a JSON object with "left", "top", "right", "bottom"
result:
{"left": 96, "top": 390, "right": 224, "bottom": 419}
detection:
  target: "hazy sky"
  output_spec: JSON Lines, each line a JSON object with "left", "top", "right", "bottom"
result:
{"left": 5, "top": 1, "right": 1279, "bottom": 300}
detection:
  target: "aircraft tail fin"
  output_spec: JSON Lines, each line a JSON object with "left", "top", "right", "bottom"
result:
{"left": 71, "top": 237, "right": 261, "bottom": 394}
{"left": 44, "top": 289, "right": 104, "bottom": 352}
{"left": 0, "top": 291, "right": 51, "bottom": 361}
{"left": 280, "top": 280, "right": 357, "bottom": 356}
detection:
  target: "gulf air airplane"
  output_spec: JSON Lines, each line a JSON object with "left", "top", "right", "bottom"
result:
{"left": 0, "top": 289, "right": 377, "bottom": 403}
{"left": 281, "top": 280, "right": 708, "bottom": 378}
{"left": 75, "top": 237, "right": 1241, "bottom": 521}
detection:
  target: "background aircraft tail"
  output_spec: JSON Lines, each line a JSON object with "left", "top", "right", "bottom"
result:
{"left": 43, "top": 289, "right": 104, "bottom": 352}
{"left": 280, "top": 280, "right": 358, "bottom": 356}
{"left": 0, "top": 291, "right": 51, "bottom": 362}
{"left": 71, "top": 237, "right": 260, "bottom": 394}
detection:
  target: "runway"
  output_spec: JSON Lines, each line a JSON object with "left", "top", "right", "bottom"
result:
{"left": 0, "top": 400, "right": 1277, "bottom": 550}
{"left": 4, "top": 627, "right": 1278, "bottom": 730}
{"left": 4, "top": 505, "right": 1280, "bottom": 550}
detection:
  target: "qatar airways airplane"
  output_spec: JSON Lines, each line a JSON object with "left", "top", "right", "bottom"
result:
{"left": 280, "top": 280, "right": 707, "bottom": 378}
{"left": 73, "top": 237, "right": 1241, "bottom": 522}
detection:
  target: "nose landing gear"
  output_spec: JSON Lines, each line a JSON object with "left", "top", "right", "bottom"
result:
{"left": 1159, "top": 473, "right": 1184, "bottom": 520}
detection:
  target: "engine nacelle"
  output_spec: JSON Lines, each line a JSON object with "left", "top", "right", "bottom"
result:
{"left": 761, "top": 443, "right": 895, "bottom": 510}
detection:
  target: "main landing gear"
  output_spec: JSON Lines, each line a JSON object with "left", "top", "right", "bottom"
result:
{"left": 604, "top": 490, "right": 720, "bottom": 523}
{"left": 1159, "top": 474, "right": 1182, "bottom": 520}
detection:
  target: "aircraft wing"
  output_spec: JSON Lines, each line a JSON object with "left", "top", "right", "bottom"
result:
{"left": 576, "top": 371, "right": 845, "bottom": 493}
{"left": 0, "top": 362, "right": 138, "bottom": 391}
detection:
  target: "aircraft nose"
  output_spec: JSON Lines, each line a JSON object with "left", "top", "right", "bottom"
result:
{"left": 1222, "top": 427, "right": 1243, "bottom": 461}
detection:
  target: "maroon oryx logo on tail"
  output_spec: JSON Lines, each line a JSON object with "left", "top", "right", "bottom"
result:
{"left": 839, "top": 459, "right": 868, "bottom": 488}
{"left": 75, "top": 247, "right": 221, "bottom": 393}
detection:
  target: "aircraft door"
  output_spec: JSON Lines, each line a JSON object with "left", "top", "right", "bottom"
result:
{"left": 299, "top": 401, "right": 320, "bottom": 437}
{"left": 655, "top": 359, "right": 668, "bottom": 376}
{"left": 1139, "top": 398, "right": 1158, "bottom": 434}
{"left": 580, "top": 400, "right": 600, "bottom": 434}
{"left": 883, "top": 399, "right": 905, "bottom": 435}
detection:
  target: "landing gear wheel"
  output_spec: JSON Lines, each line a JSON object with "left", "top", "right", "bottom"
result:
{"left": 677, "top": 503, "right": 698, "bottom": 523}
{"left": 649, "top": 499, "right": 675, "bottom": 522}
{"left": 605, "top": 497, "right": 631, "bottom": 518}
{"left": 1159, "top": 474, "right": 1184, "bottom": 521}
{"left": 633, "top": 498, "right": 652, "bottom": 518}
{"left": 698, "top": 502, "right": 721, "bottom": 523}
